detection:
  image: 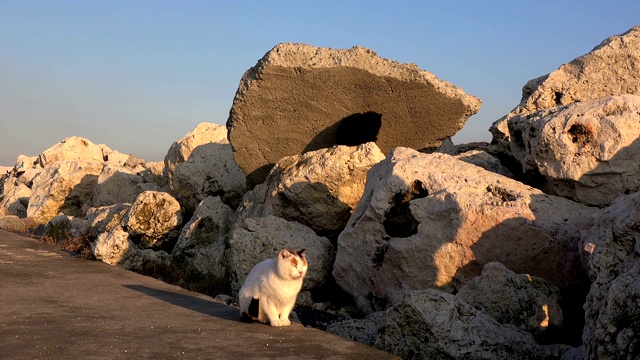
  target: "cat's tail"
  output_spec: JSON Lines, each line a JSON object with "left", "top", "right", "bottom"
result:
{"left": 239, "top": 297, "right": 260, "bottom": 323}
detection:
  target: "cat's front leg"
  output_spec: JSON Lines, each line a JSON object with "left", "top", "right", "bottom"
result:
{"left": 259, "top": 300, "right": 287, "bottom": 327}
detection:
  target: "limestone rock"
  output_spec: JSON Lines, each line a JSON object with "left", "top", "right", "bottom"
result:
{"left": 125, "top": 191, "right": 183, "bottom": 248}
{"left": 457, "top": 262, "right": 563, "bottom": 337}
{"left": 91, "top": 164, "right": 146, "bottom": 207}
{"left": 84, "top": 203, "right": 132, "bottom": 239}
{"left": 454, "top": 149, "right": 513, "bottom": 177}
{"left": 92, "top": 227, "right": 171, "bottom": 271}
{"left": 164, "top": 122, "right": 246, "bottom": 210}
{"left": 235, "top": 143, "right": 385, "bottom": 239}
{"left": 333, "top": 147, "right": 595, "bottom": 314}
{"left": 228, "top": 215, "right": 335, "bottom": 292}
{"left": 227, "top": 43, "right": 482, "bottom": 185}
{"left": 27, "top": 160, "right": 104, "bottom": 224}
{"left": 171, "top": 196, "right": 234, "bottom": 290}
{"left": 0, "top": 179, "right": 31, "bottom": 217}
{"left": 0, "top": 215, "right": 40, "bottom": 233}
{"left": 507, "top": 95, "right": 640, "bottom": 206}
{"left": 491, "top": 26, "right": 640, "bottom": 152}
{"left": 139, "top": 161, "right": 168, "bottom": 189}
{"left": 580, "top": 192, "right": 640, "bottom": 360}
{"left": 331, "top": 289, "right": 549, "bottom": 359}
{"left": 36, "top": 136, "right": 111, "bottom": 167}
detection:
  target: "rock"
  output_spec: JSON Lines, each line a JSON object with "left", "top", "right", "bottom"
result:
{"left": 456, "top": 262, "right": 563, "bottom": 337}
{"left": 333, "top": 147, "right": 595, "bottom": 314}
{"left": 0, "top": 179, "right": 31, "bottom": 217}
{"left": 41, "top": 214, "right": 88, "bottom": 240}
{"left": 507, "top": 95, "right": 640, "bottom": 206}
{"left": 36, "top": 136, "right": 111, "bottom": 167}
{"left": 124, "top": 191, "right": 183, "bottom": 249}
{"left": 227, "top": 43, "right": 482, "bottom": 186}
{"left": 171, "top": 196, "right": 234, "bottom": 291}
{"left": 580, "top": 192, "right": 640, "bottom": 360}
{"left": 454, "top": 149, "right": 513, "bottom": 177}
{"left": 92, "top": 227, "right": 171, "bottom": 271}
{"left": 27, "top": 160, "right": 104, "bottom": 224}
{"left": 91, "top": 164, "right": 146, "bottom": 207}
{"left": 326, "top": 311, "right": 387, "bottom": 347}
{"left": 228, "top": 215, "right": 335, "bottom": 292}
{"left": 235, "top": 143, "right": 385, "bottom": 239}
{"left": 330, "top": 289, "right": 550, "bottom": 359}
{"left": 164, "top": 122, "right": 246, "bottom": 210}
{"left": 139, "top": 161, "right": 168, "bottom": 190}
{"left": 0, "top": 215, "right": 40, "bottom": 233}
{"left": 84, "top": 203, "right": 132, "bottom": 239}
{"left": 491, "top": 26, "right": 640, "bottom": 153}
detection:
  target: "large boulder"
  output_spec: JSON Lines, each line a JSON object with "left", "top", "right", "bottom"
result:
{"left": 507, "top": 95, "right": 640, "bottom": 206}
{"left": 91, "top": 164, "right": 147, "bottom": 207}
{"left": 235, "top": 143, "right": 385, "bottom": 239}
{"left": 27, "top": 160, "right": 104, "bottom": 224}
{"left": 171, "top": 196, "right": 234, "bottom": 291}
{"left": 84, "top": 203, "right": 132, "bottom": 239}
{"left": 0, "top": 179, "right": 31, "bottom": 217}
{"left": 124, "top": 191, "right": 183, "bottom": 249}
{"left": 228, "top": 215, "right": 335, "bottom": 293}
{"left": 36, "top": 136, "right": 112, "bottom": 167}
{"left": 456, "top": 262, "right": 563, "bottom": 338}
{"left": 580, "top": 192, "right": 640, "bottom": 360}
{"left": 164, "top": 122, "right": 246, "bottom": 210}
{"left": 227, "top": 43, "right": 482, "bottom": 186}
{"left": 491, "top": 26, "right": 640, "bottom": 152}
{"left": 329, "top": 289, "right": 550, "bottom": 360}
{"left": 333, "top": 147, "right": 596, "bottom": 314}
{"left": 92, "top": 227, "right": 171, "bottom": 271}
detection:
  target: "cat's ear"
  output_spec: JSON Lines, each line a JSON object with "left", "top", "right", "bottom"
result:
{"left": 279, "top": 249, "right": 292, "bottom": 259}
{"left": 298, "top": 249, "right": 307, "bottom": 258}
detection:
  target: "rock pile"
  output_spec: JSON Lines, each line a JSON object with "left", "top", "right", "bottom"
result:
{"left": 2, "top": 28, "right": 640, "bottom": 359}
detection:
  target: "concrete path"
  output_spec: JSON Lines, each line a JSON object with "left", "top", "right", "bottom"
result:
{"left": 0, "top": 230, "right": 399, "bottom": 359}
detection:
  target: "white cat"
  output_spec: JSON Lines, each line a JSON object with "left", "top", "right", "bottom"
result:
{"left": 238, "top": 248, "right": 308, "bottom": 327}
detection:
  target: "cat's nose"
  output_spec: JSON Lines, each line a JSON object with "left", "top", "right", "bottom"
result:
{"left": 298, "top": 271, "right": 303, "bottom": 277}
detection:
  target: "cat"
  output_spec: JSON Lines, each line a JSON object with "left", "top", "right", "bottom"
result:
{"left": 238, "top": 248, "right": 308, "bottom": 327}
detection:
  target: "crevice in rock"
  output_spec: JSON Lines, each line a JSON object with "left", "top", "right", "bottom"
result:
{"left": 336, "top": 111, "right": 382, "bottom": 146}
{"left": 383, "top": 180, "right": 429, "bottom": 238}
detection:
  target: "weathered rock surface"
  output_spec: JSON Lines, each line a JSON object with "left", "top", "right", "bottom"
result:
{"left": 235, "top": 143, "right": 385, "bottom": 239}
{"left": 491, "top": 26, "right": 640, "bottom": 152}
{"left": 36, "top": 136, "right": 112, "bottom": 167}
{"left": 171, "top": 196, "right": 234, "bottom": 290}
{"left": 92, "top": 227, "right": 171, "bottom": 271}
{"left": 124, "top": 191, "right": 183, "bottom": 248}
{"left": 0, "top": 179, "right": 31, "bottom": 217}
{"left": 91, "top": 165, "right": 147, "bottom": 207}
{"left": 0, "top": 215, "right": 40, "bottom": 233}
{"left": 227, "top": 43, "right": 482, "bottom": 185}
{"left": 454, "top": 149, "right": 513, "bottom": 177}
{"left": 228, "top": 215, "right": 335, "bottom": 292}
{"left": 139, "top": 161, "right": 168, "bottom": 190}
{"left": 333, "top": 147, "right": 596, "bottom": 314}
{"left": 330, "top": 289, "right": 549, "bottom": 360}
{"left": 580, "top": 192, "right": 640, "bottom": 360}
{"left": 457, "top": 262, "right": 563, "bottom": 337}
{"left": 27, "top": 160, "right": 104, "bottom": 224}
{"left": 507, "top": 95, "right": 640, "bottom": 206}
{"left": 84, "top": 203, "right": 132, "bottom": 239}
{"left": 164, "top": 122, "right": 246, "bottom": 210}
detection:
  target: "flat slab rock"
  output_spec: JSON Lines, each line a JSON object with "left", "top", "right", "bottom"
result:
{"left": 227, "top": 43, "right": 481, "bottom": 185}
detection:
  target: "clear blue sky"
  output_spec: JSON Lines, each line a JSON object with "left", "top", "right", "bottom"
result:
{"left": 1, "top": 1, "right": 639, "bottom": 166}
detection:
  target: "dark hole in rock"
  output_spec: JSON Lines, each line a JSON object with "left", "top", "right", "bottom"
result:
{"left": 567, "top": 124, "right": 591, "bottom": 147}
{"left": 383, "top": 180, "right": 429, "bottom": 238}
{"left": 372, "top": 243, "right": 390, "bottom": 269}
{"left": 336, "top": 111, "right": 382, "bottom": 146}
{"left": 554, "top": 91, "right": 563, "bottom": 106}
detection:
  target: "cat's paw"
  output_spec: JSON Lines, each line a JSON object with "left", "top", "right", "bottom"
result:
{"left": 270, "top": 319, "right": 291, "bottom": 327}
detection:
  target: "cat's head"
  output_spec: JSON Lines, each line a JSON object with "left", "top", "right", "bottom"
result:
{"left": 277, "top": 248, "right": 308, "bottom": 281}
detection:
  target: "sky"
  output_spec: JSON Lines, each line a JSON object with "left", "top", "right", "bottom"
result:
{"left": 1, "top": 1, "right": 639, "bottom": 166}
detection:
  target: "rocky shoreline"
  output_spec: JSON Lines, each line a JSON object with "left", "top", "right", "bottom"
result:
{"left": 2, "top": 26, "right": 640, "bottom": 360}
